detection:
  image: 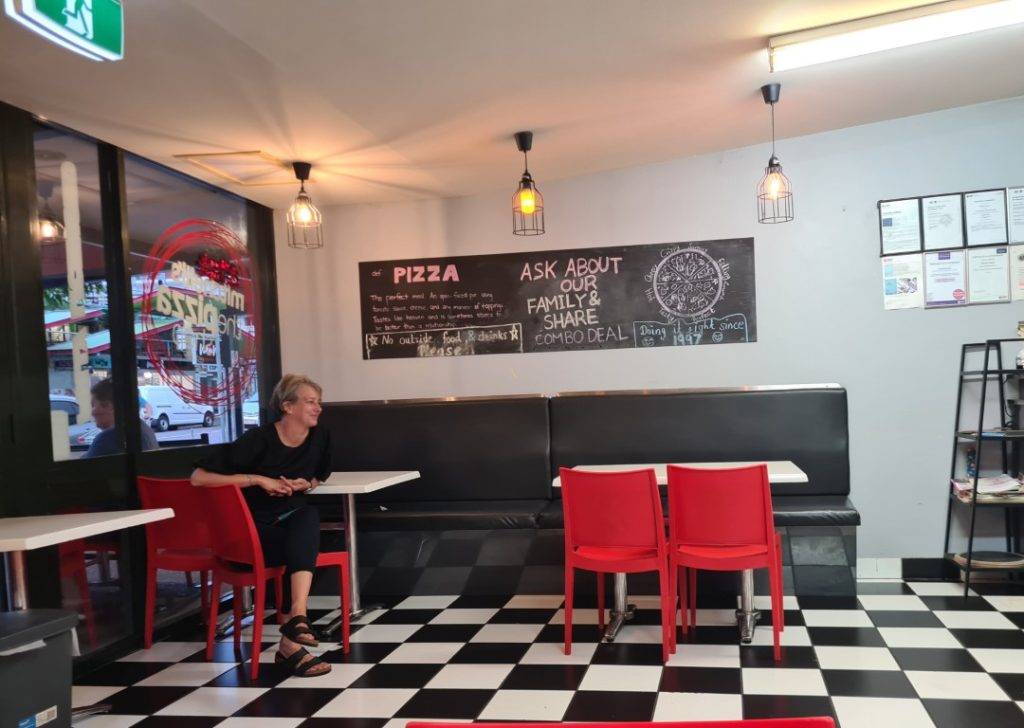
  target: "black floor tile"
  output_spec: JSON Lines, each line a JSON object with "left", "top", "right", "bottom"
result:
{"left": 675, "top": 625, "right": 742, "bottom": 645}
{"left": 797, "top": 596, "right": 861, "bottom": 610}
{"left": 890, "top": 647, "right": 984, "bottom": 672}
{"left": 949, "top": 628, "right": 1024, "bottom": 649}
{"left": 231, "top": 687, "right": 341, "bottom": 717}
{"left": 203, "top": 663, "right": 288, "bottom": 688}
{"left": 919, "top": 595, "right": 996, "bottom": 611}
{"left": 739, "top": 646, "right": 819, "bottom": 669}
{"left": 100, "top": 686, "right": 194, "bottom": 715}
{"left": 806, "top": 627, "right": 886, "bottom": 647}
{"left": 405, "top": 624, "right": 482, "bottom": 642}
{"left": 741, "top": 694, "right": 836, "bottom": 721}
{"left": 1006, "top": 612, "right": 1024, "bottom": 629}
{"left": 992, "top": 673, "right": 1024, "bottom": 701}
{"left": 349, "top": 663, "right": 444, "bottom": 688}
{"left": 855, "top": 582, "right": 916, "bottom": 595}
{"left": 449, "top": 595, "right": 512, "bottom": 608}
{"left": 660, "top": 666, "right": 743, "bottom": 694}
{"left": 131, "top": 718, "right": 223, "bottom": 728}
{"left": 534, "top": 623, "right": 602, "bottom": 643}
{"left": 868, "top": 610, "right": 944, "bottom": 628}
{"left": 562, "top": 690, "right": 657, "bottom": 722}
{"left": 395, "top": 688, "right": 494, "bottom": 719}
{"left": 319, "top": 642, "right": 398, "bottom": 664}
{"left": 590, "top": 643, "right": 666, "bottom": 666}
{"left": 182, "top": 642, "right": 263, "bottom": 663}
{"left": 371, "top": 608, "right": 442, "bottom": 624}
{"left": 821, "top": 669, "right": 917, "bottom": 698}
{"left": 75, "top": 661, "right": 175, "bottom": 685}
{"left": 500, "top": 664, "right": 589, "bottom": 690}
{"left": 449, "top": 642, "right": 530, "bottom": 663}
{"left": 922, "top": 698, "right": 1024, "bottom": 728}
{"left": 487, "top": 607, "right": 558, "bottom": 624}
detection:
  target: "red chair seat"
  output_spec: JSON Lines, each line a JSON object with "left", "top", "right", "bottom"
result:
{"left": 674, "top": 542, "right": 770, "bottom": 568}
{"left": 574, "top": 545, "right": 661, "bottom": 562}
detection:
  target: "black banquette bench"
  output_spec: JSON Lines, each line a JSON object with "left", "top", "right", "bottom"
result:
{"left": 317, "top": 384, "right": 859, "bottom": 595}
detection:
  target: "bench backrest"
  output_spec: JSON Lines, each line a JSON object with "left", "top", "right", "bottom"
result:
{"left": 548, "top": 385, "right": 850, "bottom": 497}
{"left": 319, "top": 395, "right": 552, "bottom": 502}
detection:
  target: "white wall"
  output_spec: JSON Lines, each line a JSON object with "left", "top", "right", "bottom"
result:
{"left": 276, "top": 97, "right": 1024, "bottom": 559}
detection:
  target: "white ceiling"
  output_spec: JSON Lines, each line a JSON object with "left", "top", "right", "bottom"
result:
{"left": 1, "top": 0, "right": 1023, "bottom": 211}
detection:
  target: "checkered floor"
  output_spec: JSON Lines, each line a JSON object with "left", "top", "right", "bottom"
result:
{"left": 73, "top": 579, "right": 1024, "bottom": 728}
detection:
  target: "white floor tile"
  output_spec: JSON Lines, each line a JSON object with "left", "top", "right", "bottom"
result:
{"left": 984, "top": 595, "right": 1024, "bottom": 612}
{"left": 879, "top": 627, "right": 961, "bottom": 649}
{"left": 907, "top": 582, "right": 977, "bottom": 597}
{"left": 314, "top": 688, "right": 418, "bottom": 718}
{"left": 520, "top": 642, "right": 597, "bottom": 665}
{"left": 749, "top": 625, "right": 811, "bottom": 647}
{"left": 906, "top": 670, "right": 1010, "bottom": 700}
{"left": 969, "top": 648, "right": 1024, "bottom": 673}
{"left": 379, "top": 642, "right": 463, "bottom": 664}
{"left": 426, "top": 663, "right": 514, "bottom": 689}
{"left": 306, "top": 595, "right": 344, "bottom": 609}
{"left": 549, "top": 608, "right": 602, "bottom": 625}
{"left": 470, "top": 623, "right": 544, "bottom": 642}
{"left": 802, "top": 610, "right": 874, "bottom": 627}
{"left": 665, "top": 643, "right": 741, "bottom": 668}
{"left": 753, "top": 595, "right": 800, "bottom": 611}
{"left": 814, "top": 646, "right": 900, "bottom": 671}
{"left": 135, "top": 662, "right": 236, "bottom": 686}
{"left": 614, "top": 624, "right": 667, "bottom": 645}
{"left": 653, "top": 692, "right": 744, "bottom": 722}
{"left": 478, "top": 689, "right": 574, "bottom": 720}
{"left": 392, "top": 596, "right": 458, "bottom": 610}
{"left": 217, "top": 719, "right": 306, "bottom": 728}
{"left": 241, "top": 624, "right": 281, "bottom": 639}
{"left": 156, "top": 687, "right": 267, "bottom": 716}
{"left": 858, "top": 595, "right": 928, "bottom": 611}
{"left": 832, "top": 696, "right": 936, "bottom": 728}
{"left": 71, "top": 716, "right": 146, "bottom": 728}
{"left": 690, "top": 609, "right": 741, "bottom": 626}
{"left": 118, "top": 642, "right": 206, "bottom": 662}
{"left": 503, "top": 595, "right": 564, "bottom": 609}
{"left": 741, "top": 667, "right": 828, "bottom": 696}
{"left": 276, "top": 662, "right": 373, "bottom": 688}
{"left": 350, "top": 624, "right": 422, "bottom": 643}
{"left": 579, "top": 664, "right": 663, "bottom": 692}
{"left": 72, "top": 686, "right": 125, "bottom": 708}
{"left": 428, "top": 608, "right": 498, "bottom": 625}
{"left": 934, "top": 610, "right": 1018, "bottom": 629}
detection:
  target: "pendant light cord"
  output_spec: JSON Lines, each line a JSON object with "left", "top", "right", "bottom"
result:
{"left": 770, "top": 103, "right": 777, "bottom": 158}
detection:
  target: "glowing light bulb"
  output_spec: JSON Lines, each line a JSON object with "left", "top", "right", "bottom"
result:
{"left": 519, "top": 189, "right": 536, "bottom": 215}
{"left": 295, "top": 204, "right": 313, "bottom": 225}
{"left": 40, "top": 219, "right": 61, "bottom": 239}
{"left": 768, "top": 174, "right": 781, "bottom": 200}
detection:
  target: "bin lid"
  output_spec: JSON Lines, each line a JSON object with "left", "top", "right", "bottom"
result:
{"left": 0, "top": 609, "right": 79, "bottom": 651}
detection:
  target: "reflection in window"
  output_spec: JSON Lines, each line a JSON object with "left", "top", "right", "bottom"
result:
{"left": 35, "top": 126, "right": 124, "bottom": 461}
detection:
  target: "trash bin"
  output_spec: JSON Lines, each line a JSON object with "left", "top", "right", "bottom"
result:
{"left": 0, "top": 609, "right": 78, "bottom": 728}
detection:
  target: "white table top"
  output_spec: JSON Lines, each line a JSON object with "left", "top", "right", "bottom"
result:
{"left": 551, "top": 461, "right": 807, "bottom": 488}
{"left": 0, "top": 508, "right": 175, "bottom": 552}
{"left": 318, "top": 470, "right": 421, "bottom": 495}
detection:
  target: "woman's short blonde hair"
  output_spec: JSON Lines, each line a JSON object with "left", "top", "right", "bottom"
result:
{"left": 270, "top": 374, "right": 323, "bottom": 416}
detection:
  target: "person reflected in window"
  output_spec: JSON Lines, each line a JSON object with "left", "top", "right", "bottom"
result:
{"left": 190, "top": 374, "right": 332, "bottom": 678}
{"left": 84, "top": 378, "right": 159, "bottom": 457}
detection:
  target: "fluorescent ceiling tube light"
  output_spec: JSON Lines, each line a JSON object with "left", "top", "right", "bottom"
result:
{"left": 768, "top": 0, "right": 1024, "bottom": 72}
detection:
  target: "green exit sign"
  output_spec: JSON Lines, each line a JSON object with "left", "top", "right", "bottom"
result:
{"left": 5, "top": 0, "right": 123, "bottom": 61}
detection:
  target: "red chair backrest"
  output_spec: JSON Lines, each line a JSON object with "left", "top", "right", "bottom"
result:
{"left": 137, "top": 477, "right": 213, "bottom": 551}
{"left": 560, "top": 467, "right": 665, "bottom": 551}
{"left": 201, "top": 484, "right": 266, "bottom": 568}
{"left": 667, "top": 464, "right": 774, "bottom": 548}
{"left": 407, "top": 717, "right": 835, "bottom": 728}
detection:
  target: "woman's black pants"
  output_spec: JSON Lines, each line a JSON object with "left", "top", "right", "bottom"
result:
{"left": 254, "top": 505, "right": 320, "bottom": 607}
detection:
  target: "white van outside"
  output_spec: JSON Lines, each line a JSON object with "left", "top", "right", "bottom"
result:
{"left": 138, "top": 385, "right": 216, "bottom": 431}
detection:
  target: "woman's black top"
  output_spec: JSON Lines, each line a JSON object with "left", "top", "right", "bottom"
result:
{"left": 196, "top": 424, "right": 331, "bottom": 522}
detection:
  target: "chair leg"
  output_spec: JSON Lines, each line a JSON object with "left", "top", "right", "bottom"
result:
{"left": 688, "top": 567, "right": 697, "bottom": 631}
{"left": 199, "top": 570, "right": 209, "bottom": 626}
{"left": 233, "top": 587, "right": 243, "bottom": 651}
{"left": 144, "top": 564, "right": 158, "bottom": 649}
{"left": 564, "top": 566, "right": 574, "bottom": 655}
{"left": 250, "top": 581, "right": 265, "bottom": 680}
{"left": 658, "top": 566, "right": 671, "bottom": 663}
{"left": 668, "top": 560, "right": 678, "bottom": 651}
{"left": 596, "top": 572, "right": 605, "bottom": 632}
{"left": 341, "top": 557, "right": 351, "bottom": 654}
{"left": 275, "top": 575, "right": 284, "bottom": 624}
{"left": 205, "top": 573, "right": 221, "bottom": 661}
{"left": 775, "top": 535, "right": 785, "bottom": 633}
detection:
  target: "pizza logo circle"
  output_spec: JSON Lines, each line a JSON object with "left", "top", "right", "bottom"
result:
{"left": 139, "top": 219, "right": 259, "bottom": 407}
{"left": 648, "top": 245, "right": 730, "bottom": 321}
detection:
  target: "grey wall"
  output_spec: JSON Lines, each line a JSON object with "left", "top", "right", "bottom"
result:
{"left": 276, "top": 96, "right": 1024, "bottom": 559}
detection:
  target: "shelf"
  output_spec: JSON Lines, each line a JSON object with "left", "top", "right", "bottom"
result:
{"left": 961, "top": 369, "right": 1024, "bottom": 377}
{"left": 947, "top": 551, "right": 1024, "bottom": 571}
{"left": 957, "top": 429, "right": 1024, "bottom": 440}
{"left": 950, "top": 492, "right": 1024, "bottom": 506}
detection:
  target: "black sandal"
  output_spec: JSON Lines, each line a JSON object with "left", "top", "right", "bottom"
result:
{"left": 280, "top": 615, "right": 320, "bottom": 646}
{"left": 275, "top": 648, "right": 331, "bottom": 677}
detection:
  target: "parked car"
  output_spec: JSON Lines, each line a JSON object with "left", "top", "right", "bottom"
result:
{"left": 138, "top": 385, "right": 216, "bottom": 431}
{"left": 242, "top": 395, "right": 259, "bottom": 430}
{"left": 49, "top": 393, "right": 80, "bottom": 426}
{"left": 68, "top": 421, "right": 101, "bottom": 450}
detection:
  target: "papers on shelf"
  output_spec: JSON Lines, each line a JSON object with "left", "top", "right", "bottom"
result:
{"left": 952, "top": 474, "right": 1022, "bottom": 495}
{"left": 957, "top": 428, "right": 1024, "bottom": 438}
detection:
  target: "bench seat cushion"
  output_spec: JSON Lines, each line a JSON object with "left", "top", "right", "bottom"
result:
{"left": 536, "top": 495, "right": 860, "bottom": 529}
{"left": 356, "top": 499, "right": 548, "bottom": 530}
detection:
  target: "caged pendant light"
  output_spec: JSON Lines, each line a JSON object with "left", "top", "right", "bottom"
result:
{"left": 38, "top": 180, "right": 64, "bottom": 242}
{"left": 286, "top": 161, "right": 324, "bottom": 249}
{"left": 512, "top": 131, "right": 545, "bottom": 235}
{"left": 756, "top": 83, "right": 794, "bottom": 224}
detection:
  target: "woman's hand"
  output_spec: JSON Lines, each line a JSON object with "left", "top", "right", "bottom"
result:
{"left": 280, "top": 476, "right": 314, "bottom": 493}
{"left": 257, "top": 475, "right": 292, "bottom": 497}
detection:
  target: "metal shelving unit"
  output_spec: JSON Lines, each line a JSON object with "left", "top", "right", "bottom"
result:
{"left": 943, "top": 339, "right": 1024, "bottom": 596}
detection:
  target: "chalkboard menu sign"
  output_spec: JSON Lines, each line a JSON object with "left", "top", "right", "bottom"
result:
{"left": 359, "top": 238, "right": 756, "bottom": 359}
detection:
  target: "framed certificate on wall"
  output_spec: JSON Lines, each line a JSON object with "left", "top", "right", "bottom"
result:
{"left": 964, "top": 189, "right": 1008, "bottom": 246}
{"left": 922, "top": 194, "right": 963, "bottom": 250}
{"left": 879, "top": 198, "right": 922, "bottom": 255}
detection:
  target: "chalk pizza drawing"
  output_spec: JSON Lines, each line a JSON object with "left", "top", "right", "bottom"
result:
{"left": 645, "top": 245, "right": 731, "bottom": 321}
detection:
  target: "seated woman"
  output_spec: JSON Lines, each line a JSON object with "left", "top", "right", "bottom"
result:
{"left": 191, "top": 373, "right": 332, "bottom": 678}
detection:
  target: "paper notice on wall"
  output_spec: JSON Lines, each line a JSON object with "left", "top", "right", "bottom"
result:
{"left": 1010, "top": 245, "right": 1024, "bottom": 302}
{"left": 967, "top": 246, "right": 1010, "bottom": 304}
{"left": 1008, "top": 187, "right": 1024, "bottom": 244}
{"left": 881, "top": 254, "right": 924, "bottom": 310}
{"left": 924, "top": 250, "right": 967, "bottom": 307}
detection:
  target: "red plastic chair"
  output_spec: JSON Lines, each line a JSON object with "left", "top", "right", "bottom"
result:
{"left": 137, "top": 477, "right": 218, "bottom": 649}
{"left": 560, "top": 467, "right": 673, "bottom": 662}
{"left": 201, "top": 485, "right": 285, "bottom": 679}
{"left": 407, "top": 718, "right": 835, "bottom": 728}
{"left": 313, "top": 549, "right": 351, "bottom": 654}
{"left": 667, "top": 464, "right": 785, "bottom": 661}
{"left": 57, "top": 540, "right": 97, "bottom": 647}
